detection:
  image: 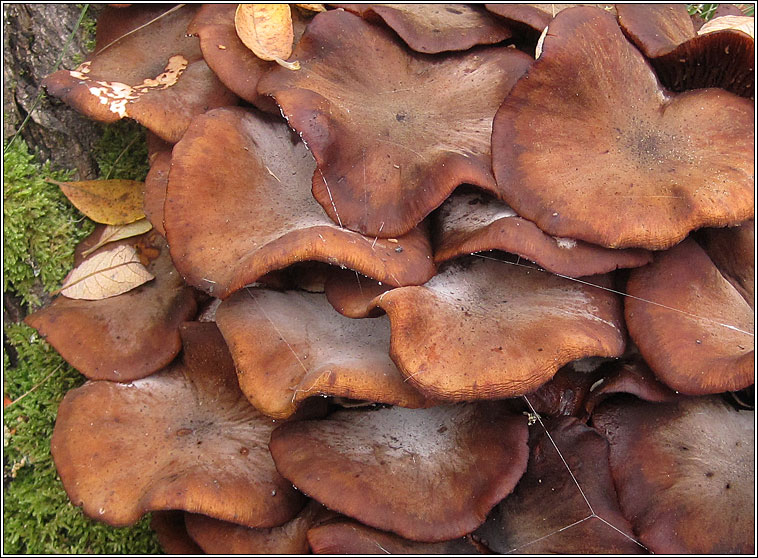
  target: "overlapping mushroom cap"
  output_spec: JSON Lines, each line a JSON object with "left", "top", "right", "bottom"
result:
{"left": 616, "top": 3, "right": 754, "bottom": 97}
{"left": 337, "top": 4, "right": 511, "bottom": 53}
{"left": 475, "top": 417, "right": 641, "bottom": 553}
{"left": 51, "top": 322, "right": 306, "bottom": 527}
{"left": 164, "top": 107, "right": 435, "bottom": 298}
{"left": 433, "top": 191, "right": 652, "bottom": 277}
{"left": 215, "top": 288, "right": 429, "bottom": 419}
{"left": 372, "top": 256, "right": 626, "bottom": 400}
{"left": 25, "top": 230, "right": 197, "bottom": 381}
{"left": 594, "top": 396, "right": 754, "bottom": 554}
{"left": 625, "top": 237, "right": 754, "bottom": 395}
{"left": 269, "top": 402, "right": 529, "bottom": 541}
{"left": 258, "top": 9, "right": 533, "bottom": 237}
{"left": 43, "top": 5, "right": 237, "bottom": 143}
{"left": 492, "top": 6, "right": 754, "bottom": 250}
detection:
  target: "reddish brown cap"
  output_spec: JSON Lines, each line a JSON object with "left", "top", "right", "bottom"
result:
{"left": 269, "top": 403, "right": 529, "bottom": 541}
{"left": 151, "top": 511, "right": 204, "bottom": 555}
{"left": 144, "top": 149, "right": 171, "bottom": 237}
{"left": 617, "top": 4, "right": 754, "bottom": 97}
{"left": 475, "top": 417, "right": 641, "bottom": 554}
{"left": 373, "top": 256, "right": 626, "bottom": 401}
{"left": 434, "top": 191, "right": 652, "bottom": 277}
{"left": 324, "top": 269, "right": 391, "bottom": 318}
{"left": 625, "top": 237, "right": 754, "bottom": 395}
{"left": 338, "top": 4, "right": 511, "bottom": 53}
{"left": 307, "top": 516, "right": 485, "bottom": 554}
{"left": 165, "top": 107, "right": 436, "bottom": 298}
{"left": 51, "top": 322, "right": 306, "bottom": 527}
{"left": 696, "top": 220, "right": 754, "bottom": 308}
{"left": 25, "top": 231, "right": 197, "bottom": 381}
{"left": 187, "top": 4, "right": 275, "bottom": 110}
{"left": 492, "top": 6, "right": 754, "bottom": 250}
{"left": 258, "top": 9, "right": 533, "bottom": 237}
{"left": 215, "top": 288, "right": 430, "bottom": 419}
{"left": 43, "top": 5, "right": 237, "bottom": 143}
{"left": 593, "top": 396, "right": 754, "bottom": 554}
{"left": 184, "top": 500, "right": 322, "bottom": 554}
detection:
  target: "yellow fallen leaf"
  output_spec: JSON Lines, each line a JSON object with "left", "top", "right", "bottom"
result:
{"left": 48, "top": 178, "right": 145, "bottom": 225}
{"left": 295, "top": 4, "right": 326, "bottom": 12}
{"left": 81, "top": 220, "right": 154, "bottom": 257}
{"left": 57, "top": 244, "right": 154, "bottom": 300}
{"left": 234, "top": 4, "right": 301, "bottom": 70}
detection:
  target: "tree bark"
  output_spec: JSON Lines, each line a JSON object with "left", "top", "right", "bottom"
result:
{"left": 3, "top": 4, "right": 104, "bottom": 178}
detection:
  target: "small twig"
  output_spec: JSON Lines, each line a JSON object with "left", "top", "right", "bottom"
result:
{"left": 5, "top": 363, "right": 64, "bottom": 409}
{"left": 104, "top": 133, "right": 140, "bottom": 179}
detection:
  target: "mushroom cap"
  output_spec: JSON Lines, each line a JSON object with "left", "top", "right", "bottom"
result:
{"left": 215, "top": 288, "right": 429, "bottom": 419}
{"left": 324, "top": 269, "right": 391, "bottom": 318}
{"left": 51, "top": 321, "right": 306, "bottom": 528}
{"left": 625, "top": 237, "right": 754, "bottom": 395}
{"left": 150, "top": 511, "right": 204, "bottom": 555}
{"left": 492, "top": 6, "right": 754, "bottom": 250}
{"left": 184, "top": 500, "right": 322, "bottom": 554}
{"left": 164, "top": 107, "right": 436, "bottom": 298}
{"left": 616, "top": 4, "right": 754, "bottom": 97}
{"left": 475, "top": 417, "right": 641, "bottom": 554}
{"left": 269, "top": 403, "right": 529, "bottom": 541}
{"left": 485, "top": 3, "right": 617, "bottom": 41}
{"left": 337, "top": 4, "right": 511, "bottom": 53}
{"left": 25, "top": 231, "right": 197, "bottom": 381}
{"left": 696, "top": 220, "right": 754, "bottom": 308}
{"left": 373, "top": 256, "right": 626, "bottom": 401}
{"left": 187, "top": 4, "right": 271, "bottom": 105}
{"left": 593, "top": 396, "right": 755, "bottom": 554}
{"left": 434, "top": 191, "right": 652, "bottom": 277}
{"left": 257, "top": 9, "right": 533, "bottom": 237}
{"left": 307, "top": 516, "right": 485, "bottom": 554}
{"left": 43, "top": 5, "right": 237, "bottom": 143}
{"left": 144, "top": 149, "right": 171, "bottom": 237}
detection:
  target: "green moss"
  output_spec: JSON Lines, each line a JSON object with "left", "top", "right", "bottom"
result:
{"left": 77, "top": 4, "right": 97, "bottom": 53}
{"left": 3, "top": 324, "right": 161, "bottom": 554}
{"left": 93, "top": 120, "right": 150, "bottom": 181}
{"left": 3, "top": 139, "right": 94, "bottom": 308}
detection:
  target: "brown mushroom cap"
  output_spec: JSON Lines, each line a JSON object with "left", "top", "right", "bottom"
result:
{"left": 257, "top": 9, "right": 533, "bottom": 237}
{"left": 324, "top": 268, "right": 391, "bottom": 318}
{"left": 434, "top": 191, "right": 652, "bottom": 277}
{"left": 307, "top": 516, "right": 485, "bottom": 554}
{"left": 144, "top": 149, "right": 171, "bottom": 237}
{"left": 215, "top": 288, "right": 429, "bottom": 419}
{"left": 485, "top": 4, "right": 617, "bottom": 42}
{"left": 337, "top": 4, "right": 511, "bottom": 53}
{"left": 151, "top": 511, "right": 204, "bottom": 555}
{"left": 593, "top": 396, "right": 755, "bottom": 554}
{"left": 269, "top": 403, "right": 529, "bottom": 541}
{"left": 43, "top": 5, "right": 237, "bottom": 143}
{"left": 616, "top": 4, "right": 754, "bottom": 97}
{"left": 492, "top": 6, "right": 754, "bottom": 250}
{"left": 475, "top": 417, "right": 641, "bottom": 554}
{"left": 372, "top": 256, "right": 626, "bottom": 401}
{"left": 184, "top": 500, "right": 322, "bottom": 554}
{"left": 51, "top": 322, "right": 306, "bottom": 527}
{"left": 696, "top": 220, "right": 754, "bottom": 308}
{"left": 625, "top": 237, "right": 754, "bottom": 395}
{"left": 25, "top": 231, "right": 197, "bottom": 381}
{"left": 164, "top": 107, "right": 436, "bottom": 298}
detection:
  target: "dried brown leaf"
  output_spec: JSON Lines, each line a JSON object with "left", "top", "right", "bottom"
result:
{"left": 48, "top": 178, "right": 145, "bottom": 225}
{"left": 234, "top": 4, "right": 300, "bottom": 69}
{"left": 81, "top": 220, "right": 154, "bottom": 257}
{"left": 295, "top": 4, "right": 326, "bottom": 13}
{"left": 58, "top": 244, "right": 154, "bottom": 300}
